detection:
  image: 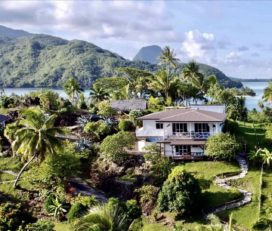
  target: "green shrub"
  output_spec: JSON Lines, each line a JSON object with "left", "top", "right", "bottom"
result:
{"left": 71, "top": 195, "right": 98, "bottom": 208}
{"left": 0, "top": 202, "right": 35, "bottom": 230}
{"left": 135, "top": 185, "right": 159, "bottom": 215}
{"left": 125, "top": 199, "right": 141, "bottom": 220}
{"left": 129, "top": 110, "right": 143, "bottom": 126}
{"left": 118, "top": 119, "right": 135, "bottom": 131}
{"left": 205, "top": 133, "right": 241, "bottom": 160}
{"left": 84, "top": 121, "right": 111, "bottom": 139}
{"left": 67, "top": 203, "right": 87, "bottom": 221}
{"left": 157, "top": 169, "right": 201, "bottom": 217}
{"left": 144, "top": 144, "right": 173, "bottom": 185}
{"left": 100, "top": 131, "right": 135, "bottom": 164}
{"left": 97, "top": 101, "right": 116, "bottom": 117}
{"left": 25, "top": 220, "right": 55, "bottom": 231}
{"left": 42, "top": 150, "right": 81, "bottom": 182}
{"left": 252, "top": 218, "right": 272, "bottom": 230}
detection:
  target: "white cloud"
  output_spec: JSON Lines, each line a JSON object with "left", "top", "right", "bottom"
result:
{"left": 225, "top": 51, "right": 242, "bottom": 63}
{"left": 0, "top": 0, "right": 178, "bottom": 43}
{"left": 181, "top": 30, "right": 216, "bottom": 63}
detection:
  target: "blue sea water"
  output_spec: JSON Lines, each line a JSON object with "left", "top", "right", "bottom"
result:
{"left": 2, "top": 81, "right": 269, "bottom": 111}
{"left": 241, "top": 81, "right": 268, "bottom": 110}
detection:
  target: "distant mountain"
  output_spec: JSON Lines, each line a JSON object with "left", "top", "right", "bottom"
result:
{"left": 133, "top": 45, "right": 162, "bottom": 64}
{"left": 0, "top": 25, "right": 241, "bottom": 88}
{"left": 0, "top": 34, "right": 156, "bottom": 87}
{"left": 230, "top": 77, "right": 271, "bottom": 82}
{"left": 0, "top": 25, "right": 32, "bottom": 38}
{"left": 134, "top": 45, "right": 242, "bottom": 88}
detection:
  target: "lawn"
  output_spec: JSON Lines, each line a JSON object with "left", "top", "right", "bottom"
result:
{"left": 54, "top": 222, "right": 71, "bottom": 231}
{"left": 217, "top": 167, "right": 261, "bottom": 229}
{"left": 214, "top": 122, "right": 264, "bottom": 230}
{"left": 260, "top": 168, "right": 272, "bottom": 220}
{"left": 237, "top": 121, "right": 266, "bottom": 151}
{"left": 181, "top": 161, "right": 241, "bottom": 209}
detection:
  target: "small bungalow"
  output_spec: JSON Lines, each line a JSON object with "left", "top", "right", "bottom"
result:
{"left": 111, "top": 99, "right": 147, "bottom": 112}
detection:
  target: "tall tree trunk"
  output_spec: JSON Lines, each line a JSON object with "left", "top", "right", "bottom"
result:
{"left": 13, "top": 153, "right": 37, "bottom": 189}
{"left": 258, "top": 163, "right": 264, "bottom": 219}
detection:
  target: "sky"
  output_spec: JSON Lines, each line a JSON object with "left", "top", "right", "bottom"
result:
{"left": 0, "top": 0, "right": 272, "bottom": 78}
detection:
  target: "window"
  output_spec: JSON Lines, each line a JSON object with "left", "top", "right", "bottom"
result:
{"left": 173, "top": 123, "right": 187, "bottom": 134}
{"left": 175, "top": 145, "right": 190, "bottom": 155}
{"left": 195, "top": 123, "right": 209, "bottom": 133}
{"left": 156, "top": 122, "right": 163, "bottom": 129}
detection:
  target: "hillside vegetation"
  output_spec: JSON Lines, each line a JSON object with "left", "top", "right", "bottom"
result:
{"left": 0, "top": 26, "right": 241, "bottom": 88}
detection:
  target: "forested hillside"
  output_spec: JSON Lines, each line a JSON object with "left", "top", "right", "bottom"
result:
{"left": 0, "top": 26, "right": 241, "bottom": 88}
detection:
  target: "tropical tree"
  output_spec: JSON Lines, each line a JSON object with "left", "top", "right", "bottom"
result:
{"left": 116, "top": 67, "right": 153, "bottom": 98}
{"left": 5, "top": 108, "right": 64, "bottom": 188}
{"left": 252, "top": 148, "right": 272, "bottom": 167}
{"left": 159, "top": 46, "right": 179, "bottom": 68}
{"left": 149, "top": 70, "right": 180, "bottom": 99}
{"left": 64, "top": 78, "right": 82, "bottom": 104}
{"left": 74, "top": 200, "right": 131, "bottom": 231}
{"left": 250, "top": 148, "right": 272, "bottom": 219}
{"left": 89, "top": 85, "right": 110, "bottom": 103}
{"left": 182, "top": 61, "right": 204, "bottom": 89}
{"left": 158, "top": 169, "right": 201, "bottom": 217}
{"left": 263, "top": 82, "right": 272, "bottom": 104}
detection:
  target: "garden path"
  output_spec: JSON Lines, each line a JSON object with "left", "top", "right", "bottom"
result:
{"left": 207, "top": 156, "right": 252, "bottom": 215}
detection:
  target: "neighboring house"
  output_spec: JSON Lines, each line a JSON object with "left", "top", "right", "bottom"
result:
{"left": 111, "top": 99, "right": 146, "bottom": 112}
{"left": 0, "top": 114, "right": 9, "bottom": 128}
{"left": 136, "top": 106, "right": 226, "bottom": 160}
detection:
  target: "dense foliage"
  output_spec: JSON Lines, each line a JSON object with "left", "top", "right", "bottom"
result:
{"left": 206, "top": 133, "right": 241, "bottom": 160}
{"left": 157, "top": 169, "right": 201, "bottom": 217}
{"left": 100, "top": 131, "right": 135, "bottom": 164}
{"left": 0, "top": 32, "right": 241, "bottom": 88}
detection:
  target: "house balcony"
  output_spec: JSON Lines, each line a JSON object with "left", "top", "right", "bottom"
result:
{"left": 170, "top": 132, "right": 212, "bottom": 140}
{"left": 171, "top": 152, "right": 205, "bottom": 160}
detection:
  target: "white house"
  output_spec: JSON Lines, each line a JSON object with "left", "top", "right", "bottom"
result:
{"left": 136, "top": 106, "right": 226, "bottom": 160}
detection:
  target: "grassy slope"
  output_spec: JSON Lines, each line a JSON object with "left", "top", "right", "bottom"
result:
{"left": 54, "top": 222, "right": 71, "bottom": 231}
{"left": 261, "top": 169, "right": 272, "bottom": 220}
{"left": 218, "top": 168, "right": 261, "bottom": 229}
{"left": 216, "top": 121, "right": 265, "bottom": 229}
{"left": 142, "top": 161, "right": 241, "bottom": 230}
{"left": 181, "top": 161, "right": 241, "bottom": 209}
{"left": 237, "top": 121, "right": 266, "bottom": 151}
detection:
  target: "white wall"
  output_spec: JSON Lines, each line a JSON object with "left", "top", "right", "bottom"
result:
{"left": 136, "top": 120, "right": 164, "bottom": 137}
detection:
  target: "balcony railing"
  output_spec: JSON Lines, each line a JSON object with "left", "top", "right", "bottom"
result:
{"left": 172, "top": 152, "right": 204, "bottom": 160}
{"left": 175, "top": 152, "right": 204, "bottom": 156}
{"left": 172, "top": 132, "right": 211, "bottom": 140}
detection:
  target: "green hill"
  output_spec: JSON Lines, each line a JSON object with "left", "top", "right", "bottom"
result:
{"left": 0, "top": 26, "right": 242, "bottom": 88}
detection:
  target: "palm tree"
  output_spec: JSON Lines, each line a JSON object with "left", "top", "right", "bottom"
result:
{"left": 116, "top": 67, "right": 153, "bottom": 98}
{"left": 6, "top": 108, "right": 64, "bottom": 188}
{"left": 182, "top": 61, "right": 204, "bottom": 89}
{"left": 149, "top": 70, "right": 179, "bottom": 99}
{"left": 90, "top": 85, "right": 110, "bottom": 103}
{"left": 251, "top": 148, "right": 272, "bottom": 219}
{"left": 159, "top": 46, "right": 179, "bottom": 68}
{"left": 74, "top": 204, "right": 128, "bottom": 231}
{"left": 263, "top": 82, "right": 272, "bottom": 104}
{"left": 48, "top": 196, "right": 67, "bottom": 219}
{"left": 64, "top": 78, "right": 82, "bottom": 104}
